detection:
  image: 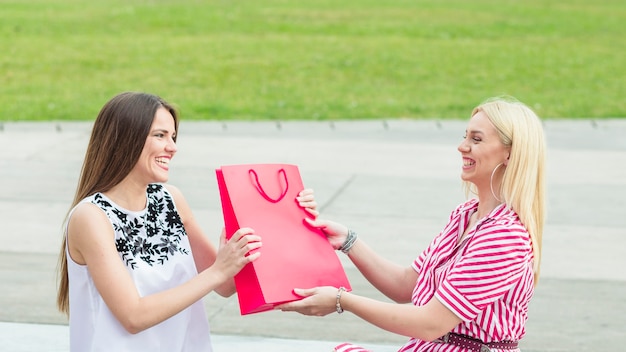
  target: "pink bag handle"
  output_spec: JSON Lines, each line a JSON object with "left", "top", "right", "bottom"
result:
{"left": 248, "top": 168, "right": 289, "bottom": 203}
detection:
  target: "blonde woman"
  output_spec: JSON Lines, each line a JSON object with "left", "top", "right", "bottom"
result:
{"left": 278, "top": 97, "right": 546, "bottom": 352}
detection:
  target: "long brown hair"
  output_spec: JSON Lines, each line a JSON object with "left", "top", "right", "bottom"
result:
{"left": 56, "top": 92, "right": 179, "bottom": 315}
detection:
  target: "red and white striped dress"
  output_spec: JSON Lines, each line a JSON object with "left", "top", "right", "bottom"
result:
{"left": 334, "top": 200, "right": 534, "bottom": 352}
{"left": 398, "top": 199, "right": 534, "bottom": 352}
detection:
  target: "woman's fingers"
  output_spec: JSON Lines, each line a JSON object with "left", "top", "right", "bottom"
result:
{"left": 229, "top": 227, "right": 254, "bottom": 241}
{"left": 304, "top": 207, "right": 319, "bottom": 218}
{"left": 228, "top": 228, "right": 262, "bottom": 258}
{"left": 298, "top": 188, "right": 315, "bottom": 197}
{"left": 230, "top": 228, "right": 259, "bottom": 246}
{"left": 297, "top": 189, "right": 318, "bottom": 212}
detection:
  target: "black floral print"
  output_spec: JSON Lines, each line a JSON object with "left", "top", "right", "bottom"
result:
{"left": 91, "top": 184, "right": 189, "bottom": 269}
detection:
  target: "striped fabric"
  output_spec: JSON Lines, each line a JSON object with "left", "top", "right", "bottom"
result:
{"left": 334, "top": 342, "right": 373, "bottom": 352}
{"left": 398, "top": 199, "right": 533, "bottom": 352}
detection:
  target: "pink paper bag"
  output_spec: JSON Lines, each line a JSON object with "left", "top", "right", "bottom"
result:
{"left": 216, "top": 163, "right": 351, "bottom": 315}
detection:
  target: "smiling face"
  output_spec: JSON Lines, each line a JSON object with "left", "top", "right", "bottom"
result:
{"left": 458, "top": 110, "right": 510, "bottom": 191}
{"left": 130, "top": 107, "right": 178, "bottom": 184}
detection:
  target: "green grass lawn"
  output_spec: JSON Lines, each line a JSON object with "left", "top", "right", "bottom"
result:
{"left": 1, "top": 0, "right": 624, "bottom": 121}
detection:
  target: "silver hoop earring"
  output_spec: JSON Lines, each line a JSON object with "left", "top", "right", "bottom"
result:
{"left": 490, "top": 162, "right": 504, "bottom": 202}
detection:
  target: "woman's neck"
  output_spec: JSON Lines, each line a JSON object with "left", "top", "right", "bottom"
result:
{"left": 104, "top": 180, "right": 148, "bottom": 211}
{"left": 475, "top": 190, "right": 503, "bottom": 219}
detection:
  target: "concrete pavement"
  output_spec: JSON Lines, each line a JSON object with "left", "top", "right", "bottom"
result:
{"left": 1, "top": 118, "right": 625, "bottom": 351}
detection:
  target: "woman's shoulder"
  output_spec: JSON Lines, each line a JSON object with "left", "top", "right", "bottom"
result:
{"left": 450, "top": 199, "right": 479, "bottom": 216}
{"left": 475, "top": 208, "right": 530, "bottom": 245}
{"left": 487, "top": 206, "right": 526, "bottom": 229}
{"left": 68, "top": 200, "right": 110, "bottom": 227}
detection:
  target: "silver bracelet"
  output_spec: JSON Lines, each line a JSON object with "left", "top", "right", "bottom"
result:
{"left": 336, "top": 286, "right": 346, "bottom": 314}
{"left": 339, "top": 229, "right": 358, "bottom": 254}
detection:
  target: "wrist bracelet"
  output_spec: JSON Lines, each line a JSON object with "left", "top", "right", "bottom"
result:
{"left": 336, "top": 286, "right": 346, "bottom": 314}
{"left": 339, "top": 229, "right": 358, "bottom": 254}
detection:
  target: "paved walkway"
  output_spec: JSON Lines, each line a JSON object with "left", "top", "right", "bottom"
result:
{"left": 1, "top": 119, "right": 625, "bottom": 351}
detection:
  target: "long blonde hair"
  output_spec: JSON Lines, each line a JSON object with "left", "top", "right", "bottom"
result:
{"left": 464, "top": 97, "right": 546, "bottom": 284}
{"left": 56, "top": 92, "right": 179, "bottom": 315}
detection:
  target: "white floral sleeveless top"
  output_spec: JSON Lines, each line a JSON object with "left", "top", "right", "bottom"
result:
{"left": 66, "top": 184, "right": 212, "bottom": 351}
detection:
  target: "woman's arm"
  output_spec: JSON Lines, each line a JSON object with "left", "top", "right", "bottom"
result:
{"left": 68, "top": 201, "right": 260, "bottom": 334}
{"left": 278, "top": 286, "right": 462, "bottom": 341}
{"left": 345, "top": 238, "right": 418, "bottom": 303}
{"left": 305, "top": 218, "right": 417, "bottom": 303}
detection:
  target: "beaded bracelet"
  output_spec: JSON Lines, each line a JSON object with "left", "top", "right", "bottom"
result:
{"left": 336, "top": 286, "right": 346, "bottom": 314}
{"left": 339, "top": 229, "right": 358, "bottom": 254}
